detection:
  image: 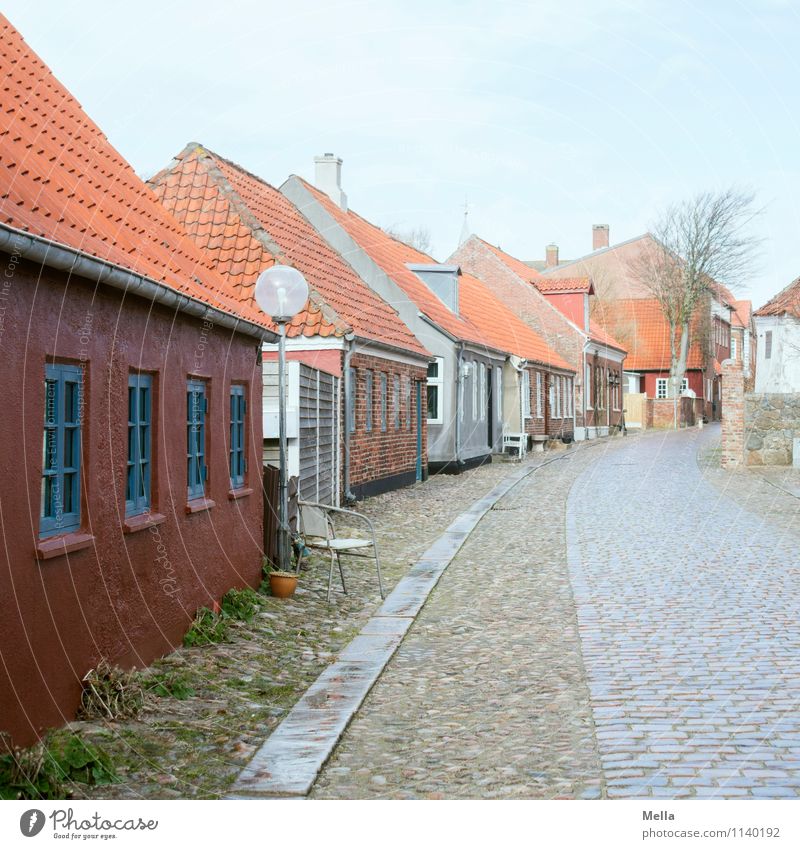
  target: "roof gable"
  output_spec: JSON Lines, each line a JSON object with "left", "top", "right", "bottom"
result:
{"left": 149, "top": 146, "right": 427, "bottom": 355}
{"left": 0, "top": 15, "right": 269, "bottom": 331}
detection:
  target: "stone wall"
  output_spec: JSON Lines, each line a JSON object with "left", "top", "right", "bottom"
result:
{"left": 744, "top": 394, "right": 800, "bottom": 466}
{"left": 722, "top": 358, "right": 800, "bottom": 467}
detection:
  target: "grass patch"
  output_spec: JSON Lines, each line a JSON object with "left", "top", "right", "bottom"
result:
{"left": 183, "top": 607, "right": 229, "bottom": 647}
{"left": 146, "top": 669, "right": 196, "bottom": 701}
{"left": 221, "top": 587, "right": 262, "bottom": 622}
{"left": 0, "top": 731, "right": 117, "bottom": 800}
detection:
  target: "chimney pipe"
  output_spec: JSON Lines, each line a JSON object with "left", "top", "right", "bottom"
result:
{"left": 545, "top": 243, "right": 559, "bottom": 268}
{"left": 592, "top": 224, "right": 609, "bottom": 251}
{"left": 314, "top": 153, "right": 348, "bottom": 211}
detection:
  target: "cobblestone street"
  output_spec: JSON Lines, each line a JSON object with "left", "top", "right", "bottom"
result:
{"left": 311, "top": 426, "right": 800, "bottom": 799}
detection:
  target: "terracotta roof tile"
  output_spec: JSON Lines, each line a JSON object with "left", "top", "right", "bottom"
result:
{"left": 149, "top": 146, "right": 427, "bottom": 355}
{"left": 592, "top": 299, "right": 704, "bottom": 371}
{"left": 731, "top": 299, "right": 752, "bottom": 328}
{"left": 754, "top": 276, "right": 800, "bottom": 319}
{"left": 473, "top": 237, "right": 625, "bottom": 353}
{"left": 0, "top": 16, "right": 269, "bottom": 331}
{"left": 300, "top": 181, "right": 572, "bottom": 370}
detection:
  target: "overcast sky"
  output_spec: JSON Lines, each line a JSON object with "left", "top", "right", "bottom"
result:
{"left": 6, "top": 0, "right": 800, "bottom": 308}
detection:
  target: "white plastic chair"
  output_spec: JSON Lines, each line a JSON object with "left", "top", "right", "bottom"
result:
{"left": 298, "top": 501, "right": 385, "bottom": 602}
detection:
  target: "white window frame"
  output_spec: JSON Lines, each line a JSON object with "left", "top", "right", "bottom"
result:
{"left": 585, "top": 364, "right": 593, "bottom": 410}
{"left": 522, "top": 369, "right": 531, "bottom": 419}
{"left": 730, "top": 336, "right": 738, "bottom": 360}
{"left": 680, "top": 377, "right": 689, "bottom": 394}
{"left": 536, "top": 372, "right": 543, "bottom": 418}
{"left": 656, "top": 377, "right": 668, "bottom": 399}
{"left": 427, "top": 357, "right": 444, "bottom": 425}
{"left": 472, "top": 360, "right": 478, "bottom": 420}
{"left": 549, "top": 375, "right": 555, "bottom": 416}
{"left": 496, "top": 366, "right": 503, "bottom": 422}
{"left": 479, "top": 363, "right": 486, "bottom": 422}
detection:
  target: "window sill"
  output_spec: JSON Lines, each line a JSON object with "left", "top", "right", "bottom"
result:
{"left": 36, "top": 532, "right": 94, "bottom": 561}
{"left": 228, "top": 487, "right": 253, "bottom": 501}
{"left": 123, "top": 512, "right": 166, "bottom": 534}
{"left": 185, "top": 497, "right": 216, "bottom": 515}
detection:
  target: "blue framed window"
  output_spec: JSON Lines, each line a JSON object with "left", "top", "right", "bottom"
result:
{"left": 229, "top": 384, "right": 247, "bottom": 488}
{"left": 40, "top": 363, "right": 82, "bottom": 538}
{"left": 365, "top": 371, "right": 373, "bottom": 432}
{"left": 126, "top": 373, "right": 152, "bottom": 516}
{"left": 187, "top": 379, "right": 208, "bottom": 500}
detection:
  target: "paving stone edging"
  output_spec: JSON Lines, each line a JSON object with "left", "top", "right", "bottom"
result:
{"left": 230, "top": 453, "right": 576, "bottom": 798}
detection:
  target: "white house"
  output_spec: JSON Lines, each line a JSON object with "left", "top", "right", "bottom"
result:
{"left": 754, "top": 275, "right": 800, "bottom": 393}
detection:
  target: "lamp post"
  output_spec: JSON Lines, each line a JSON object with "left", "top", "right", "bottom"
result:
{"left": 255, "top": 265, "right": 309, "bottom": 573}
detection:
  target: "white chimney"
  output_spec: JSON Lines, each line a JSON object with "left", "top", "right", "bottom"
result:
{"left": 314, "top": 153, "right": 347, "bottom": 211}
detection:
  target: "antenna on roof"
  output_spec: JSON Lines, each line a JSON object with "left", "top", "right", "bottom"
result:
{"left": 458, "top": 197, "right": 470, "bottom": 247}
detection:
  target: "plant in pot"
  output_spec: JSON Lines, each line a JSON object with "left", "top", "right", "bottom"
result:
{"left": 262, "top": 560, "right": 296, "bottom": 598}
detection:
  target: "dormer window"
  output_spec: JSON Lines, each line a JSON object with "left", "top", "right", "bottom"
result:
{"left": 406, "top": 264, "right": 461, "bottom": 314}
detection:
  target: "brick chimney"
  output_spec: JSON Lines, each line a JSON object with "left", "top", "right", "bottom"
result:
{"left": 314, "top": 153, "right": 348, "bottom": 211}
{"left": 592, "top": 224, "right": 609, "bottom": 251}
{"left": 545, "top": 243, "right": 559, "bottom": 268}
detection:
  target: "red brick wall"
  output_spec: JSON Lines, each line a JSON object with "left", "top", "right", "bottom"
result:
{"left": 348, "top": 352, "right": 427, "bottom": 492}
{"left": 720, "top": 359, "right": 745, "bottom": 468}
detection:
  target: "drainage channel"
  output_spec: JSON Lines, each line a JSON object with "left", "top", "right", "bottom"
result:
{"left": 230, "top": 448, "right": 588, "bottom": 798}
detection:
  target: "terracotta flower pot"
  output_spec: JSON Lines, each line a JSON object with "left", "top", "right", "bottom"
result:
{"left": 269, "top": 571, "right": 298, "bottom": 599}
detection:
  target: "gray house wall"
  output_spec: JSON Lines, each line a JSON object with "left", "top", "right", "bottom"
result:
{"left": 281, "top": 175, "right": 506, "bottom": 470}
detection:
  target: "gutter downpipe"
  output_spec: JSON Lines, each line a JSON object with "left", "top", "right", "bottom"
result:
{"left": 0, "top": 224, "right": 276, "bottom": 342}
{"left": 455, "top": 341, "right": 466, "bottom": 470}
{"left": 343, "top": 333, "right": 357, "bottom": 503}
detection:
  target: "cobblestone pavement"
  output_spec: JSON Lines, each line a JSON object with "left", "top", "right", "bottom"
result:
{"left": 313, "top": 441, "right": 620, "bottom": 799}
{"left": 73, "top": 457, "right": 532, "bottom": 799}
{"left": 568, "top": 424, "right": 800, "bottom": 799}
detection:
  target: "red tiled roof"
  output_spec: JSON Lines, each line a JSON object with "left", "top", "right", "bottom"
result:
{"left": 0, "top": 15, "right": 270, "bottom": 332}
{"left": 754, "top": 276, "right": 800, "bottom": 319}
{"left": 592, "top": 299, "right": 704, "bottom": 371}
{"left": 149, "top": 145, "right": 428, "bottom": 355}
{"left": 731, "top": 299, "right": 751, "bottom": 328}
{"left": 474, "top": 237, "right": 625, "bottom": 353}
{"left": 300, "top": 181, "right": 573, "bottom": 370}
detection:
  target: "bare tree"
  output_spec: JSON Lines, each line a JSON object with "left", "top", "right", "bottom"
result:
{"left": 631, "top": 188, "right": 760, "bottom": 398}
{"left": 384, "top": 224, "right": 432, "bottom": 254}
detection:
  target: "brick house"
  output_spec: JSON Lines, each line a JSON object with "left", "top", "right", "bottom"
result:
{"left": 451, "top": 236, "right": 627, "bottom": 439}
{"left": 0, "top": 17, "right": 274, "bottom": 746}
{"left": 150, "top": 145, "right": 431, "bottom": 500}
{"left": 540, "top": 227, "right": 752, "bottom": 421}
{"left": 282, "top": 157, "right": 574, "bottom": 468}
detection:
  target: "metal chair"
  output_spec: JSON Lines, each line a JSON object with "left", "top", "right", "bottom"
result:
{"left": 297, "top": 500, "right": 385, "bottom": 602}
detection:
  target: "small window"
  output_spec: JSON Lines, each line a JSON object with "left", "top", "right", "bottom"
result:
{"left": 585, "top": 364, "right": 593, "bottom": 410}
{"left": 680, "top": 377, "right": 689, "bottom": 394}
{"left": 427, "top": 358, "right": 443, "bottom": 424}
{"left": 380, "top": 373, "right": 387, "bottom": 432}
{"left": 347, "top": 367, "right": 356, "bottom": 433}
{"left": 187, "top": 379, "right": 208, "bottom": 500}
{"left": 229, "top": 384, "right": 246, "bottom": 489}
{"left": 479, "top": 365, "right": 486, "bottom": 422}
{"left": 522, "top": 370, "right": 531, "bottom": 418}
{"left": 365, "top": 371, "right": 373, "bottom": 432}
{"left": 393, "top": 374, "right": 401, "bottom": 429}
{"left": 656, "top": 377, "right": 668, "bottom": 399}
{"left": 536, "top": 372, "right": 543, "bottom": 418}
{"left": 731, "top": 337, "right": 738, "bottom": 360}
{"left": 127, "top": 373, "right": 153, "bottom": 515}
{"left": 404, "top": 375, "right": 411, "bottom": 429}
{"left": 471, "top": 360, "right": 478, "bottom": 420}
{"left": 765, "top": 331, "right": 772, "bottom": 360}
{"left": 41, "top": 363, "right": 83, "bottom": 538}
{"left": 549, "top": 375, "right": 555, "bottom": 416}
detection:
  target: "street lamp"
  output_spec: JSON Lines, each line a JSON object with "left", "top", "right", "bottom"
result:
{"left": 255, "top": 265, "right": 309, "bottom": 573}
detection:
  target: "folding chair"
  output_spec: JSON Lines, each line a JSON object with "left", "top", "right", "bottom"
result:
{"left": 298, "top": 501, "right": 385, "bottom": 602}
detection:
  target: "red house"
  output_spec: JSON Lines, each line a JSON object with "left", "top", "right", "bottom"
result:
{"left": 149, "top": 145, "right": 431, "bottom": 500}
{"left": 0, "top": 17, "right": 273, "bottom": 746}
